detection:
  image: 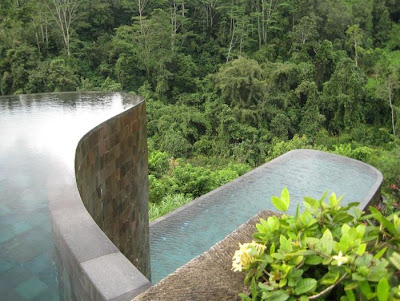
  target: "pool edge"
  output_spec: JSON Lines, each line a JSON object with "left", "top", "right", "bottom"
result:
{"left": 48, "top": 93, "right": 151, "bottom": 301}
{"left": 150, "top": 149, "right": 382, "bottom": 229}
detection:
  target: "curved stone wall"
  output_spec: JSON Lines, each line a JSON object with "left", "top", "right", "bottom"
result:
{"left": 49, "top": 95, "right": 151, "bottom": 301}
{"left": 75, "top": 99, "right": 150, "bottom": 277}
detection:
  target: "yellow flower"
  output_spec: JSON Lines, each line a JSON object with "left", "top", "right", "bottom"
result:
{"left": 232, "top": 241, "right": 266, "bottom": 272}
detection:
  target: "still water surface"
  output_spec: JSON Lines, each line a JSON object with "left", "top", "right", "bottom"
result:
{"left": 150, "top": 150, "right": 379, "bottom": 283}
{"left": 0, "top": 93, "right": 133, "bottom": 300}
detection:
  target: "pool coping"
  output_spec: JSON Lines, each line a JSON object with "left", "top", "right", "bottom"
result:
{"left": 48, "top": 93, "right": 151, "bottom": 301}
{"left": 137, "top": 210, "right": 280, "bottom": 300}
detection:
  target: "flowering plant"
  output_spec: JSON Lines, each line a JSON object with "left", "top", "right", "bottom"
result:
{"left": 233, "top": 188, "right": 400, "bottom": 300}
{"left": 232, "top": 241, "right": 266, "bottom": 272}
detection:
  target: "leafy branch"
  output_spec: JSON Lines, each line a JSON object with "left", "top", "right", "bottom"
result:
{"left": 233, "top": 188, "right": 400, "bottom": 301}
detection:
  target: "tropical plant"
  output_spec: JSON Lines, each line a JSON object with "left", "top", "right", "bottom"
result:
{"left": 233, "top": 188, "right": 400, "bottom": 300}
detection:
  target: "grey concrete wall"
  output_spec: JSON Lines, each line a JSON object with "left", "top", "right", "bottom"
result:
{"left": 49, "top": 96, "right": 151, "bottom": 301}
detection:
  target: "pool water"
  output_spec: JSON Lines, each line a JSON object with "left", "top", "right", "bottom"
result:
{"left": 149, "top": 150, "right": 381, "bottom": 283}
{"left": 0, "top": 93, "right": 133, "bottom": 301}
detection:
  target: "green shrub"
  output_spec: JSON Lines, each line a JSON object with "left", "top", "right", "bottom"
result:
{"left": 148, "top": 149, "right": 170, "bottom": 178}
{"left": 149, "top": 193, "right": 192, "bottom": 221}
{"left": 100, "top": 76, "right": 122, "bottom": 92}
{"left": 314, "top": 129, "right": 352, "bottom": 149}
{"left": 265, "top": 135, "right": 325, "bottom": 162}
{"left": 215, "top": 169, "right": 239, "bottom": 186}
{"left": 234, "top": 188, "right": 400, "bottom": 300}
{"left": 332, "top": 143, "right": 373, "bottom": 162}
{"left": 148, "top": 175, "right": 172, "bottom": 203}
{"left": 368, "top": 146, "right": 400, "bottom": 211}
{"left": 171, "top": 163, "right": 216, "bottom": 198}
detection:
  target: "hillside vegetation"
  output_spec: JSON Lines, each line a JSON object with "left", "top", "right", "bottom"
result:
{"left": 1, "top": 0, "right": 399, "bottom": 216}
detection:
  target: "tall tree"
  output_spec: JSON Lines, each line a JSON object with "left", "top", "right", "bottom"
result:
{"left": 375, "top": 66, "right": 399, "bottom": 139}
{"left": 346, "top": 24, "right": 364, "bottom": 67}
{"left": 45, "top": 0, "right": 79, "bottom": 56}
{"left": 321, "top": 58, "right": 367, "bottom": 132}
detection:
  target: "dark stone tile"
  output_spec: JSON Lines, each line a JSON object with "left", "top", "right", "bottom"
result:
{"left": 0, "top": 265, "right": 33, "bottom": 289}
{"left": 14, "top": 276, "right": 48, "bottom": 300}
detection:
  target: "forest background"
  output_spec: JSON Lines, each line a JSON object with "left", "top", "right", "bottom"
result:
{"left": 1, "top": 0, "right": 399, "bottom": 218}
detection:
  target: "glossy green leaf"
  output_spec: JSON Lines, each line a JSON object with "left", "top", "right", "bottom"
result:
{"left": 306, "top": 237, "right": 319, "bottom": 249}
{"left": 320, "top": 229, "right": 333, "bottom": 255}
{"left": 294, "top": 278, "right": 317, "bottom": 295}
{"left": 355, "top": 253, "right": 373, "bottom": 268}
{"left": 355, "top": 224, "right": 366, "bottom": 239}
{"left": 345, "top": 282, "right": 359, "bottom": 291}
{"left": 238, "top": 293, "right": 252, "bottom": 301}
{"left": 359, "top": 281, "right": 372, "bottom": 296}
{"left": 377, "top": 278, "right": 389, "bottom": 301}
{"left": 304, "top": 197, "right": 318, "bottom": 208}
{"left": 272, "top": 196, "right": 288, "bottom": 212}
{"left": 333, "top": 212, "right": 354, "bottom": 223}
{"left": 280, "top": 235, "right": 292, "bottom": 253}
{"left": 368, "top": 263, "right": 389, "bottom": 282}
{"left": 374, "top": 247, "right": 387, "bottom": 260}
{"left": 352, "top": 273, "right": 366, "bottom": 281}
{"left": 288, "top": 250, "right": 316, "bottom": 256}
{"left": 270, "top": 242, "right": 276, "bottom": 255}
{"left": 289, "top": 269, "right": 304, "bottom": 278}
{"left": 258, "top": 282, "right": 274, "bottom": 292}
{"left": 318, "top": 190, "right": 329, "bottom": 202}
{"left": 305, "top": 255, "right": 323, "bottom": 265}
{"left": 268, "top": 290, "right": 290, "bottom": 301}
{"left": 389, "top": 252, "right": 400, "bottom": 270}
{"left": 369, "top": 207, "right": 397, "bottom": 236}
{"left": 272, "top": 188, "right": 290, "bottom": 212}
{"left": 357, "top": 243, "right": 366, "bottom": 256}
{"left": 281, "top": 187, "right": 290, "bottom": 205}
{"left": 341, "top": 224, "right": 351, "bottom": 234}
{"left": 329, "top": 192, "right": 338, "bottom": 207}
{"left": 345, "top": 288, "right": 356, "bottom": 301}
{"left": 320, "top": 270, "right": 339, "bottom": 285}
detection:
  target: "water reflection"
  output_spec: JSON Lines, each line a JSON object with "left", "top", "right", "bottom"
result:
{"left": 0, "top": 92, "right": 134, "bottom": 301}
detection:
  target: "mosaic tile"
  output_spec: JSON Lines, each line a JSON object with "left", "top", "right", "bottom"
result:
{"left": 9, "top": 221, "right": 32, "bottom": 236}
{"left": 37, "top": 265, "right": 58, "bottom": 287}
{"left": 30, "top": 287, "right": 60, "bottom": 301}
{"left": 1, "top": 289, "right": 24, "bottom": 301}
{"left": 23, "top": 253, "right": 52, "bottom": 274}
{"left": 0, "top": 213, "right": 25, "bottom": 227}
{"left": 0, "top": 258, "right": 15, "bottom": 275}
{"left": 14, "top": 276, "right": 48, "bottom": 300}
{"left": 0, "top": 228, "right": 14, "bottom": 243}
{"left": 0, "top": 265, "right": 32, "bottom": 289}
{"left": 0, "top": 204, "right": 11, "bottom": 217}
{"left": 2, "top": 228, "right": 53, "bottom": 264}
{"left": 28, "top": 213, "right": 48, "bottom": 227}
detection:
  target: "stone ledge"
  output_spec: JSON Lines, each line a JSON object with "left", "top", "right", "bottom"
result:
{"left": 82, "top": 253, "right": 150, "bottom": 301}
{"left": 135, "top": 210, "right": 279, "bottom": 301}
{"left": 49, "top": 94, "right": 151, "bottom": 301}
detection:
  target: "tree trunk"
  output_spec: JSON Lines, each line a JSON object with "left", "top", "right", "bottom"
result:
{"left": 47, "top": 0, "right": 78, "bottom": 57}
{"left": 388, "top": 82, "right": 396, "bottom": 138}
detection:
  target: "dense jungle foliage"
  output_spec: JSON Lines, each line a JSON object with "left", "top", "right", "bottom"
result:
{"left": 1, "top": 0, "right": 399, "bottom": 218}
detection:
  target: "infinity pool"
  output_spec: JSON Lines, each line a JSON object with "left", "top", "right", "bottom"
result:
{"left": 0, "top": 93, "right": 134, "bottom": 301}
{"left": 149, "top": 150, "right": 382, "bottom": 283}
{"left": 0, "top": 93, "right": 382, "bottom": 299}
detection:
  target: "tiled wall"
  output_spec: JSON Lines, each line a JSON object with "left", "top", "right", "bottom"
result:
{"left": 75, "top": 101, "right": 150, "bottom": 278}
